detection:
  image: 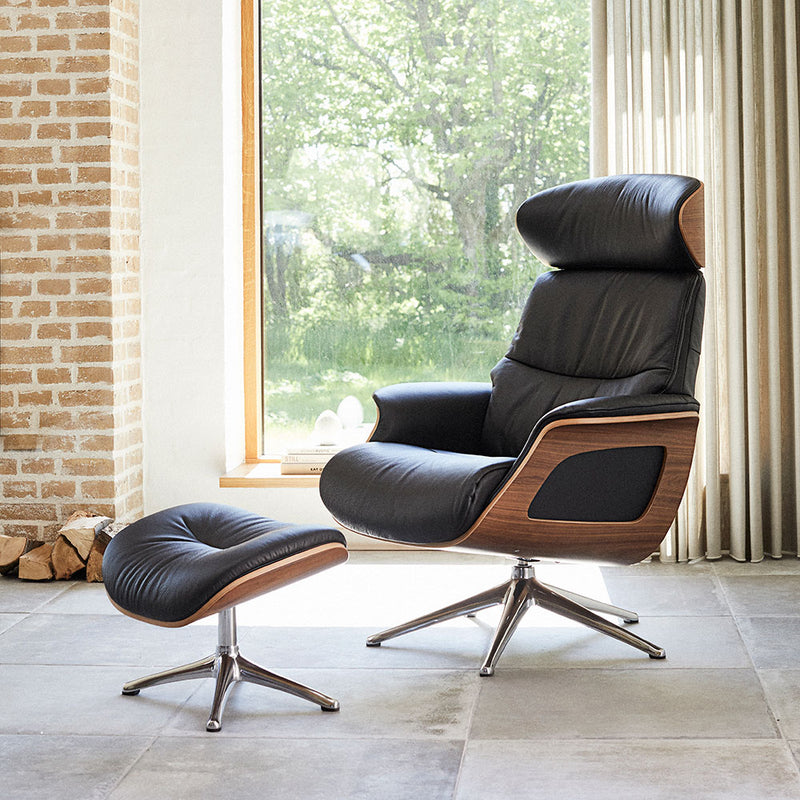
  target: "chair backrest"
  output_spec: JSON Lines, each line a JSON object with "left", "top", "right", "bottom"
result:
{"left": 480, "top": 174, "right": 706, "bottom": 457}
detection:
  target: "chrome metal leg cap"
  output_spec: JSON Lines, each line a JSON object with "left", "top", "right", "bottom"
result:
{"left": 206, "top": 718, "right": 222, "bottom": 732}
{"left": 121, "top": 687, "right": 140, "bottom": 696}
{"left": 479, "top": 666, "right": 495, "bottom": 677}
{"left": 321, "top": 701, "right": 340, "bottom": 712}
{"left": 649, "top": 649, "right": 667, "bottom": 659}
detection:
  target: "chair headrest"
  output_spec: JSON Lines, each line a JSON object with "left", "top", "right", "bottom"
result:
{"left": 516, "top": 174, "right": 704, "bottom": 271}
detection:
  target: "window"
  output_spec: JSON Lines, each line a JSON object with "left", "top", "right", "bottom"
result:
{"left": 249, "top": 0, "right": 590, "bottom": 457}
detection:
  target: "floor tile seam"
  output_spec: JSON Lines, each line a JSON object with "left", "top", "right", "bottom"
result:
{"left": 141, "top": 733, "right": 469, "bottom": 745}
{"left": 709, "top": 573, "right": 762, "bottom": 672}
{"left": 753, "top": 665, "right": 793, "bottom": 741}
{"left": 0, "top": 615, "right": 29, "bottom": 635}
{"left": 104, "top": 732, "right": 160, "bottom": 798}
{"left": 463, "top": 734, "right": 786, "bottom": 743}
{"left": 450, "top": 661, "right": 485, "bottom": 800}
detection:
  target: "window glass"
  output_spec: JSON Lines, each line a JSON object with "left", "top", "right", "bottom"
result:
{"left": 260, "top": 0, "right": 590, "bottom": 452}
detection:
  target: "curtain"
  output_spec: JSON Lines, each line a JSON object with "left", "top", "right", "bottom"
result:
{"left": 592, "top": 0, "right": 800, "bottom": 561}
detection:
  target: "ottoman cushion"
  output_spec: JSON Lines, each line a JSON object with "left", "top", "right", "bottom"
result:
{"left": 104, "top": 503, "right": 347, "bottom": 625}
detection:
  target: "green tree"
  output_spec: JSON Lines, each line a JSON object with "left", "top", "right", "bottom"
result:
{"left": 259, "top": 0, "right": 590, "bottom": 445}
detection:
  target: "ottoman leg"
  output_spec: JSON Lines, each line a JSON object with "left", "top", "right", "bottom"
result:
{"left": 121, "top": 652, "right": 217, "bottom": 695}
{"left": 121, "top": 607, "right": 340, "bottom": 732}
{"left": 237, "top": 654, "right": 340, "bottom": 712}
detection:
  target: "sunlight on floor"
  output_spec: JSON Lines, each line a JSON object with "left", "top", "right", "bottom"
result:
{"left": 198, "top": 553, "right": 616, "bottom": 630}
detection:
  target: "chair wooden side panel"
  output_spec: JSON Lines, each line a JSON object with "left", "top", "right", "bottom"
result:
{"left": 455, "top": 413, "right": 699, "bottom": 564}
{"left": 679, "top": 183, "right": 705, "bottom": 267}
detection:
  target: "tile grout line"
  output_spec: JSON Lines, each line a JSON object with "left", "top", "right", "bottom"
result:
{"left": 450, "top": 671, "right": 484, "bottom": 800}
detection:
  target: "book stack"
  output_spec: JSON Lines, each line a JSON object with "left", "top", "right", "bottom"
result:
{"left": 280, "top": 445, "right": 341, "bottom": 475}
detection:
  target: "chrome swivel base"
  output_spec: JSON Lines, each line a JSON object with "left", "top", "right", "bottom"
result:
{"left": 121, "top": 607, "right": 339, "bottom": 731}
{"left": 366, "top": 559, "right": 665, "bottom": 676}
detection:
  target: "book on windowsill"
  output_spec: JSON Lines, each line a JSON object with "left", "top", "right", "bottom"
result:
{"left": 280, "top": 444, "right": 341, "bottom": 474}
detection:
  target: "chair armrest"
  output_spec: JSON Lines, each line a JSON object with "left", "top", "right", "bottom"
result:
{"left": 518, "top": 393, "right": 699, "bottom": 462}
{"left": 370, "top": 382, "right": 492, "bottom": 452}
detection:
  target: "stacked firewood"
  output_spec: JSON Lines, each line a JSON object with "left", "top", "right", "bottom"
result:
{"left": 0, "top": 511, "right": 124, "bottom": 582}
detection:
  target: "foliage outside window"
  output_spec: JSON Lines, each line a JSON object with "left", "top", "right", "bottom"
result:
{"left": 260, "top": 0, "right": 590, "bottom": 453}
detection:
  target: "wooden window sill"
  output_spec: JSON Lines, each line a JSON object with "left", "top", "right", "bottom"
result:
{"left": 219, "top": 462, "right": 321, "bottom": 488}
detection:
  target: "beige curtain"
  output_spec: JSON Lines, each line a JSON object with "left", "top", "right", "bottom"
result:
{"left": 592, "top": 0, "right": 800, "bottom": 561}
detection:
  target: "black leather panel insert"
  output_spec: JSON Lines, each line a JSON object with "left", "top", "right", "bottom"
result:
{"left": 527, "top": 446, "right": 665, "bottom": 522}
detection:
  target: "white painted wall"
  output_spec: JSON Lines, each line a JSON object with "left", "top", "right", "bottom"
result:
{"left": 139, "top": 0, "right": 337, "bottom": 527}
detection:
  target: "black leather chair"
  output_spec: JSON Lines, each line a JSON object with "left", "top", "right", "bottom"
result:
{"left": 320, "top": 174, "right": 705, "bottom": 675}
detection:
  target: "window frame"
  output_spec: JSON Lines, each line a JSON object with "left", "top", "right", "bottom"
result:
{"left": 242, "top": 0, "right": 265, "bottom": 463}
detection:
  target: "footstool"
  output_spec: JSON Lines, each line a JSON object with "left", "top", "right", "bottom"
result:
{"left": 103, "top": 503, "right": 348, "bottom": 732}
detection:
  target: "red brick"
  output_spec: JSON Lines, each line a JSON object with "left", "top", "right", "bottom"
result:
{"left": 1, "top": 435, "right": 40, "bottom": 452}
{"left": 75, "top": 76, "right": 108, "bottom": 94}
{"left": 37, "top": 322, "right": 72, "bottom": 339}
{"left": 3, "top": 37, "right": 33, "bottom": 53}
{"left": 18, "top": 189, "right": 53, "bottom": 205}
{"left": 56, "top": 210, "right": 111, "bottom": 228}
{"left": 0, "top": 411, "right": 32, "bottom": 429}
{"left": 0, "top": 280, "right": 32, "bottom": 296}
{"left": 0, "top": 168, "right": 33, "bottom": 184}
{"left": 17, "top": 15, "right": 51, "bottom": 31}
{"left": 0, "top": 211, "right": 50, "bottom": 229}
{"left": 62, "top": 457, "right": 114, "bottom": 476}
{"left": 0, "top": 81, "right": 32, "bottom": 97}
{"left": 76, "top": 321, "right": 112, "bottom": 338}
{"left": 77, "top": 166, "right": 109, "bottom": 183}
{"left": 0, "top": 368, "right": 34, "bottom": 384}
{"left": 0, "top": 504, "right": 57, "bottom": 521}
{"left": 0, "top": 460, "right": 18, "bottom": 476}
{"left": 0, "top": 322, "right": 32, "bottom": 339}
{"left": 77, "top": 366, "right": 113, "bottom": 383}
{"left": 18, "top": 101, "right": 52, "bottom": 117}
{"left": 56, "top": 100, "right": 109, "bottom": 117}
{"left": 37, "top": 367, "right": 71, "bottom": 384}
{"left": 19, "top": 301, "right": 54, "bottom": 318}
{"left": 37, "top": 279, "right": 72, "bottom": 295}
{"left": 37, "top": 78, "right": 71, "bottom": 95}
{"left": 18, "top": 390, "right": 53, "bottom": 405}
{"left": 21, "top": 458, "right": 55, "bottom": 474}
{"left": 41, "top": 481, "right": 77, "bottom": 498}
{"left": 59, "top": 389, "right": 114, "bottom": 406}
{"left": 81, "top": 479, "right": 114, "bottom": 499}
{"left": 56, "top": 55, "right": 109, "bottom": 73}
{"left": 56, "top": 11, "right": 110, "bottom": 29}
{"left": 57, "top": 300, "right": 112, "bottom": 317}
{"left": 1, "top": 346, "right": 52, "bottom": 363}
{"left": 60, "top": 344, "right": 113, "bottom": 363}
{"left": 0, "top": 123, "right": 32, "bottom": 139}
{"left": 0, "top": 146, "right": 52, "bottom": 163}
{"left": 3, "top": 481, "right": 38, "bottom": 498}
{"left": 37, "top": 122, "right": 72, "bottom": 139}
{"left": 37, "top": 167, "right": 71, "bottom": 184}
{"left": 0, "top": 57, "right": 51, "bottom": 74}
{"left": 37, "top": 35, "right": 71, "bottom": 51}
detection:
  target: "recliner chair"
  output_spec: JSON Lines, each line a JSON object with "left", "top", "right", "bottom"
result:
{"left": 320, "top": 174, "right": 705, "bottom": 675}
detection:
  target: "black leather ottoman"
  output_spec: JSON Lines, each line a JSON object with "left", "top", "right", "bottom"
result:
{"left": 103, "top": 503, "right": 348, "bottom": 731}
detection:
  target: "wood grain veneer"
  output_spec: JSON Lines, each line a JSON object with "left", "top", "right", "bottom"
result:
{"left": 450, "top": 412, "right": 700, "bottom": 564}
{"left": 109, "top": 542, "right": 348, "bottom": 628}
{"left": 679, "top": 183, "right": 705, "bottom": 267}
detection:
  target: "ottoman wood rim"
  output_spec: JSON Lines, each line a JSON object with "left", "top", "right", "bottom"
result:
{"left": 108, "top": 541, "right": 348, "bottom": 628}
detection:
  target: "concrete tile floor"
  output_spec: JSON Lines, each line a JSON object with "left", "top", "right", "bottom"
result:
{"left": 2, "top": 552, "right": 800, "bottom": 799}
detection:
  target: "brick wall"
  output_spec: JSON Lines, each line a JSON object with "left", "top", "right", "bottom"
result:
{"left": 0, "top": 0, "right": 143, "bottom": 540}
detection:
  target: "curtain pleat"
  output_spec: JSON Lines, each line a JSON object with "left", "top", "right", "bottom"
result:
{"left": 592, "top": 0, "right": 800, "bottom": 561}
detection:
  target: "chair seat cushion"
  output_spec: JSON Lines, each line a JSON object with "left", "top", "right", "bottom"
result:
{"left": 103, "top": 503, "right": 347, "bottom": 624}
{"left": 320, "top": 443, "right": 516, "bottom": 544}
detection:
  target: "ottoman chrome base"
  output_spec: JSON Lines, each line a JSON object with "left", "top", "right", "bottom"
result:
{"left": 122, "top": 607, "right": 338, "bottom": 732}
